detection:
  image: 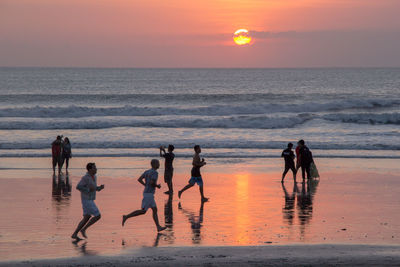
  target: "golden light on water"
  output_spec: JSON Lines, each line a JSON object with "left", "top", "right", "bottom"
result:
{"left": 233, "top": 29, "right": 252, "bottom": 46}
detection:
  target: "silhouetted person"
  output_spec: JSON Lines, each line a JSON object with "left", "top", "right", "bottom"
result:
{"left": 281, "top": 142, "right": 297, "bottom": 183}
{"left": 160, "top": 145, "right": 175, "bottom": 194}
{"left": 297, "top": 140, "right": 313, "bottom": 181}
{"left": 178, "top": 201, "right": 205, "bottom": 244}
{"left": 178, "top": 145, "right": 208, "bottom": 202}
{"left": 51, "top": 135, "right": 63, "bottom": 175}
{"left": 61, "top": 137, "right": 72, "bottom": 173}
{"left": 122, "top": 159, "right": 167, "bottom": 232}
{"left": 71, "top": 163, "right": 104, "bottom": 240}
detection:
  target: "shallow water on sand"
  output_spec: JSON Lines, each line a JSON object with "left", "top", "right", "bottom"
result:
{"left": 0, "top": 157, "right": 400, "bottom": 260}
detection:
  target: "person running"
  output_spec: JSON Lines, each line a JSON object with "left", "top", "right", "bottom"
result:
{"left": 178, "top": 145, "right": 208, "bottom": 202}
{"left": 281, "top": 142, "right": 297, "bottom": 183}
{"left": 51, "top": 135, "right": 63, "bottom": 175}
{"left": 71, "top": 163, "right": 104, "bottom": 240}
{"left": 159, "top": 145, "right": 175, "bottom": 195}
{"left": 61, "top": 137, "right": 72, "bottom": 173}
{"left": 122, "top": 159, "right": 166, "bottom": 232}
{"left": 297, "top": 139, "right": 314, "bottom": 181}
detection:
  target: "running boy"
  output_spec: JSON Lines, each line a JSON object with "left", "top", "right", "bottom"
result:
{"left": 160, "top": 145, "right": 175, "bottom": 195}
{"left": 122, "top": 159, "right": 166, "bottom": 232}
{"left": 71, "top": 162, "right": 104, "bottom": 239}
{"left": 281, "top": 142, "right": 297, "bottom": 183}
{"left": 178, "top": 145, "right": 208, "bottom": 202}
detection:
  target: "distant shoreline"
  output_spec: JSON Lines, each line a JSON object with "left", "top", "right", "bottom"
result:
{"left": 2, "top": 244, "right": 400, "bottom": 266}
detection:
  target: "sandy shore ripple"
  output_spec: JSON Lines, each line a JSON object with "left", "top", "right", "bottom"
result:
{"left": 2, "top": 244, "right": 400, "bottom": 266}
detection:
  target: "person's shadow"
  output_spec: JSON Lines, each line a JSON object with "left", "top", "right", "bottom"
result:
{"left": 178, "top": 201, "right": 205, "bottom": 244}
{"left": 281, "top": 182, "right": 297, "bottom": 226}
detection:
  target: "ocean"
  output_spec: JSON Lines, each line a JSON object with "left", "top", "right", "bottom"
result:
{"left": 1, "top": 67, "right": 399, "bottom": 159}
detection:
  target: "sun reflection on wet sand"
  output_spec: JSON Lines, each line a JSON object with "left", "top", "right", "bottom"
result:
{"left": 235, "top": 174, "right": 250, "bottom": 244}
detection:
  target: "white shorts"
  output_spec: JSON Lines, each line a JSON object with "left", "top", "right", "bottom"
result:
{"left": 141, "top": 193, "right": 157, "bottom": 211}
{"left": 82, "top": 199, "right": 100, "bottom": 216}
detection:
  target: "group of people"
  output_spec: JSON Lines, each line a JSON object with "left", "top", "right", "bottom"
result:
{"left": 281, "top": 139, "right": 319, "bottom": 183}
{"left": 70, "top": 140, "right": 318, "bottom": 240}
{"left": 51, "top": 135, "right": 72, "bottom": 175}
{"left": 71, "top": 144, "right": 208, "bottom": 240}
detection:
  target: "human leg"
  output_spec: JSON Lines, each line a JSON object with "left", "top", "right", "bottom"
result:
{"left": 80, "top": 215, "right": 101, "bottom": 238}
{"left": 301, "top": 166, "right": 306, "bottom": 181}
{"left": 71, "top": 215, "right": 91, "bottom": 239}
{"left": 151, "top": 207, "right": 166, "bottom": 231}
{"left": 199, "top": 186, "right": 208, "bottom": 202}
{"left": 290, "top": 165, "right": 297, "bottom": 181}
{"left": 281, "top": 165, "right": 290, "bottom": 182}
{"left": 178, "top": 182, "right": 194, "bottom": 198}
{"left": 65, "top": 157, "right": 69, "bottom": 171}
{"left": 122, "top": 209, "right": 146, "bottom": 226}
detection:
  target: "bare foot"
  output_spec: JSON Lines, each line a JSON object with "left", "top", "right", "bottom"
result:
{"left": 157, "top": 226, "right": 167, "bottom": 232}
{"left": 80, "top": 229, "right": 87, "bottom": 239}
{"left": 178, "top": 190, "right": 182, "bottom": 199}
{"left": 201, "top": 197, "right": 209, "bottom": 202}
{"left": 122, "top": 215, "right": 127, "bottom": 227}
{"left": 71, "top": 234, "right": 81, "bottom": 240}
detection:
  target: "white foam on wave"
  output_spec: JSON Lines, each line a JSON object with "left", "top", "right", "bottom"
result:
{"left": 0, "top": 97, "right": 398, "bottom": 118}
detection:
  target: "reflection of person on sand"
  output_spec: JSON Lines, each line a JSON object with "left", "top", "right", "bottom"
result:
{"left": 72, "top": 240, "right": 97, "bottom": 256}
{"left": 281, "top": 142, "right": 297, "bottom": 183}
{"left": 297, "top": 179, "right": 319, "bottom": 239}
{"left": 159, "top": 144, "right": 175, "bottom": 195}
{"left": 178, "top": 201, "right": 205, "bottom": 244}
{"left": 281, "top": 182, "right": 297, "bottom": 225}
{"left": 52, "top": 173, "right": 71, "bottom": 201}
{"left": 178, "top": 145, "right": 209, "bottom": 202}
{"left": 71, "top": 163, "right": 105, "bottom": 240}
{"left": 122, "top": 159, "right": 167, "bottom": 232}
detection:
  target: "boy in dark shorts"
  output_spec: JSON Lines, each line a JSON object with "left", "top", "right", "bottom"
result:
{"left": 122, "top": 159, "right": 166, "bottom": 232}
{"left": 160, "top": 145, "right": 175, "bottom": 195}
{"left": 178, "top": 145, "right": 208, "bottom": 202}
{"left": 281, "top": 143, "right": 297, "bottom": 183}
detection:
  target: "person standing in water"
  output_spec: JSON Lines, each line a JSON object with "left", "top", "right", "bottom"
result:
{"left": 281, "top": 142, "right": 297, "bottom": 183}
{"left": 178, "top": 145, "right": 208, "bottom": 202}
{"left": 160, "top": 145, "right": 175, "bottom": 195}
{"left": 122, "top": 159, "right": 166, "bottom": 232}
{"left": 71, "top": 163, "right": 104, "bottom": 239}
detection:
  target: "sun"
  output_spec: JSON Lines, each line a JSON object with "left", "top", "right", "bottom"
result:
{"left": 233, "top": 29, "right": 252, "bottom": 46}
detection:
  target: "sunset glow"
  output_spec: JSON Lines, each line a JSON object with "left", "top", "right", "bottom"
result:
{"left": 233, "top": 29, "right": 252, "bottom": 46}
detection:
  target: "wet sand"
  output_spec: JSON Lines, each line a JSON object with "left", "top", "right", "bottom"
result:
{"left": 0, "top": 157, "right": 400, "bottom": 263}
{"left": 2, "top": 245, "right": 400, "bottom": 266}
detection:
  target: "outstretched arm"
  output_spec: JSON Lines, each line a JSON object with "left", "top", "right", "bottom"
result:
{"left": 159, "top": 146, "right": 165, "bottom": 157}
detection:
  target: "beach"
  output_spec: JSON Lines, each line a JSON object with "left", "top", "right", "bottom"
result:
{"left": 1, "top": 156, "right": 400, "bottom": 265}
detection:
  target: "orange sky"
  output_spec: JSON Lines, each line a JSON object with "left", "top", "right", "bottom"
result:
{"left": 1, "top": 0, "right": 399, "bottom": 67}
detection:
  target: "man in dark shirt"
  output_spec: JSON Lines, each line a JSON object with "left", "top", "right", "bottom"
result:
{"left": 281, "top": 143, "right": 297, "bottom": 183}
{"left": 298, "top": 139, "right": 313, "bottom": 181}
{"left": 160, "top": 145, "right": 175, "bottom": 195}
